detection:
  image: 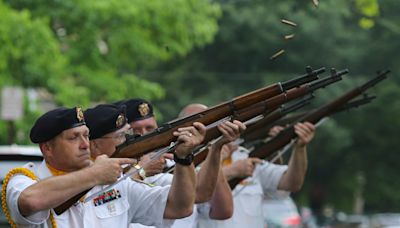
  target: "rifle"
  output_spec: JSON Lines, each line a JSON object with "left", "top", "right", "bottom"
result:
{"left": 162, "top": 96, "right": 312, "bottom": 173}
{"left": 241, "top": 96, "right": 314, "bottom": 144}
{"left": 228, "top": 70, "right": 390, "bottom": 189}
{"left": 111, "top": 67, "right": 325, "bottom": 159}
{"left": 272, "top": 94, "right": 376, "bottom": 129}
{"left": 243, "top": 93, "right": 376, "bottom": 144}
{"left": 54, "top": 66, "right": 324, "bottom": 215}
{"left": 244, "top": 94, "right": 377, "bottom": 155}
{"left": 164, "top": 68, "right": 348, "bottom": 172}
{"left": 189, "top": 95, "right": 313, "bottom": 168}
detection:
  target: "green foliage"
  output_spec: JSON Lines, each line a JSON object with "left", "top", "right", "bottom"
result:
{"left": 6, "top": 0, "right": 220, "bottom": 71}
{"left": 3, "top": 0, "right": 221, "bottom": 108}
{"left": 0, "top": 0, "right": 220, "bottom": 143}
{"left": 355, "top": 0, "right": 379, "bottom": 17}
{"left": 355, "top": 0, "right": 379, "bottom": 29}
{"left": 0, "top": 2, "right": 66, "bottom": 89}
{"left": 0, "top": 2, "right": 66, "bottom": 144}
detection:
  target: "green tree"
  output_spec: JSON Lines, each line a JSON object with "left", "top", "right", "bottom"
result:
{"left": 0, "top": 0, "right": 221, "bottom": 143}
{"left": 0, "top": 2, "right": 66, "bottom": 144}
{"left": 5, "top": 0, "right": 221, "bottom": 104}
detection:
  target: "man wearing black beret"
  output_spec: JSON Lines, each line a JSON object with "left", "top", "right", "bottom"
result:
{"left": 3, "top": 107, "right": 135, "bottom": 227}
{"left": 113, "top": 99, "right": 172, "bottom": 181}
{"left": 113, "top": 98, "right": 157, "bottom": 136}
{"left": 84, "top": 103, "right": 207, "bottom": 227}
{"left": 117, "top": 99, "right": 246, "bottom": 228}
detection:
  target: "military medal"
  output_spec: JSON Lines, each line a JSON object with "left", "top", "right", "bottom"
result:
{"left": 93, "top": 189, "right": 122, "bottom": 207}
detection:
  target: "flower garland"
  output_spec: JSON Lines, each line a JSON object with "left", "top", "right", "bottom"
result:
{"left": 1, "top": 167, "right": 57, "bottom": 228}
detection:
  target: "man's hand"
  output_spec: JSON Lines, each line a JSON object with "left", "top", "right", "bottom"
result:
{"left": 139, "top": 152, "right": 174, "bottom": 177}
{"left": 294, "top": 122, "right": 315, "bottom": 147}
{"left": 91, "top": 154, "right": 135, "bottom": 185}
{"left": 216, "top": 120, "right": 246, "bottom": 146}
{"left": 173, "top": 122, "right": 206, "bottom": 158}
{"left": 230, "top": 158, "right": 263, "bottom": 178}
{"left": 268, "top": 125, "right": 285, "bottom": 138}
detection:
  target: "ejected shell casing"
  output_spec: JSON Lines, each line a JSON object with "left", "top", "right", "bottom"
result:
{"left": 281, "top": 19, "right": 297, "bottom": 27}
{"left": 284, "top": 34, "right": 295, "bottom": 40}
{"left": 270, "top": 49, "right": 285, "bottom": 60}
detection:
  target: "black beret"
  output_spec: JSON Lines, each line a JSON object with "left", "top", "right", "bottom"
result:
{"left": 84, "top": 104, "right": 127, "bottom": 140}
{"left": 30, "top": 107, "right": 86, "bottom": 143}
{"left": 114, "top": 98, "right": 154, "bottom": 123}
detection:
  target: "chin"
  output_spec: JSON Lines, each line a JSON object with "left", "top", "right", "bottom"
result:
{"left": 78, "top": 156, "right": 92, "bottom": 168}
{"left": 75, "top": 161, "right": 91, "bottom": 170}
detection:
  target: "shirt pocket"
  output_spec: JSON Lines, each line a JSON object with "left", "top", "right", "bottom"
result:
{"left": 93, "top": 198, "right": 130, "bottom": 219}
{"left": 236, "top": 184, "right": 264, "bottom": 217}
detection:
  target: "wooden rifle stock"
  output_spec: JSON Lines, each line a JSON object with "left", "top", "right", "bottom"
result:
{"left": 243, "top": 94, "right": 376, "bottom": 144}
{"left": 112, "top": 67, "right": 325, "bottom": 159}
{"left": 228, "top": 70, "right": 390, "bottom": 189}
{"left": 189, "top": 85, "right": 314, "bottom": 167}
{"left": 53, "top": 66, "right": 324, "bottom": 215}
{"left": 191, "top": 68, "right": 345, "bottom": 165}
{"left": 276, "top": 94, "right": 377, "bottom": 128}
{"left": 170, "top": 69, "right": 344, "bottom": 170}
{"left": 242, "top": 96, "right": 313, "bottom": 143}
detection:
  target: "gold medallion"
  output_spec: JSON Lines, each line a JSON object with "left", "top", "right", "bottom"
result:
{"left": 138, "top": 103, "right": 150, "bottom": 117}
{"left": 116, "top": 114, "right": 125, "bottom": 128}
{"left": 76, "top": 107, "right": 84, "bottom": 122}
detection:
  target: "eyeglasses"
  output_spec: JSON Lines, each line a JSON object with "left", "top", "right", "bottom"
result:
{"left": 100, "top": 128, "right": 134, "bottom": 143}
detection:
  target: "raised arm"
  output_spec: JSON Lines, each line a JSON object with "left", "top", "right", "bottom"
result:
{"left": 163, "top": 122, "right": 205, "bottom": 219}
{"left": 195, "top": 120, "right": 246, "bottom": 203}
{"left": 15, "top": 155, "right": 135, "bottom": 216}
{"left": 277, "top": 122, "right": 315, "bottom": 192}
{"left": 208, "top": 167, "right": 234, "bottom": 219}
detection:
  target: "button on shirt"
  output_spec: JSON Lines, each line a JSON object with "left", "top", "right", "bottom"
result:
{"left": 197, "top": 146, "right": 288, "bottom": 228}
{"left": 6, "top": 161, "right": 170, "bottom": 228}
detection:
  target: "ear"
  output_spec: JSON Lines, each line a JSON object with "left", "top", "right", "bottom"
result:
{"left": 39, "top": 141, "right": 53, "bottom": 159}
{"left": 89, "top": 140, "right": 100, "bottom": 158}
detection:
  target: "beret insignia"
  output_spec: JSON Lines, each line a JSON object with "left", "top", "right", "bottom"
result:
{"left": 116, "top": 114, "right": 125, "bottom": 128}
{"left": 138, "top": 103, "right": 150, "bottom": 117}
{"left": 76, "top": 107, "right": 85, "bottom": 122}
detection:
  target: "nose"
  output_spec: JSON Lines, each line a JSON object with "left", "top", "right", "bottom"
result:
{"left": 80, "top": 134, "right": 90, "bottom": 149}
{"left": 134, "top": 129, "right": 145, "bottom": 136}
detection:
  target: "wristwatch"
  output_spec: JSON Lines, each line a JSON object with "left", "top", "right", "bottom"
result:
{"left": 139, "top": 167, "right": 147, "bottom": 180}
{"left": 173, "top": 152, "right": 194, "bottom": 166}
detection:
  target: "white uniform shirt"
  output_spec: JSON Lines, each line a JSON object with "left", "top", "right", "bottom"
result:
{"left": 6, "top": 161, "right": 170, "bottom": 228}
{"left": 130, "top": 173, "right": 209, "bottom": 228}
{"left": 198, "top": 146, "right": 288, "bottom": 228}
{"left": 130, "top": 173, "right": 174, "bottom": 228}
